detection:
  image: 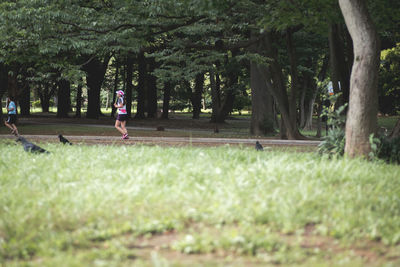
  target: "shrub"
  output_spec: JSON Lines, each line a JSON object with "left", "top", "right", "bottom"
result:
{"left": 318, "top": 94, "right": 347, "bottom": 156}
{"left": 318, "top": 127, "right": 345, "bottom": 156}
{"left": 377, "top": 136, "right": 400, "bottom": 164}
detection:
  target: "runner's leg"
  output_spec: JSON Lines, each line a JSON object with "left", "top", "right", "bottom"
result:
{"left": 115, "top": 120, "right": 125, "bottom": 135}
{"left": 4, "top": 120, "right": 14, "bottom": 132}
{"left": 11, "top": 124, "right": 18, "bottom": 136}
{"left": 121, "top": 120, "right": 128, "bottom": 135}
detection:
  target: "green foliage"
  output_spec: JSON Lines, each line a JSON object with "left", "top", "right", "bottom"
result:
{"left": 369, "top": 133, "right": 381, "bottom": 160}
{"left": 32, "top": 99, "right": 55, "bottom": 108}
{"left": 377, "top": 136, "right": 400, "bottom": 164}
{"left": 379, "top": 44, "right": 400, "bottom": 115}
{"left": 232, "top": 93, "right": 251, "bottom": 113}
{"left": 318, "top": 94, "right": 347, "bottom": 156}
{"left": 318, "top": 127, "right": 345, "bottom": 156}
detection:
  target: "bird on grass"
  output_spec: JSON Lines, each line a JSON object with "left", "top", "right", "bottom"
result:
{"left": 16, "top": 136, "right": 50, "bottom": 154}
{"left": 255, "top": 141, "right": 264, "bottom": 151}
{"left": 58, "top": 134, "right": 72, "bottom": 145}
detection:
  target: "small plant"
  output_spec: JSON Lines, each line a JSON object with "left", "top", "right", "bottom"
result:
{"left": 377, "top": 136, "right": 400, "bottom": 164}
{"left": 368, "top": 133, "right": 381, "bottom": 160}
{"left": 318, "top": 127, "right": 345, "bottom": 156}
{"left": 318, "top": 93, "right": 347, "bottom": 156}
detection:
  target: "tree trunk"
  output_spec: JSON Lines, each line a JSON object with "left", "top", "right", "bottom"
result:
{"left": 135, "top": 51, "right": 146, "bottom": 119}
{"left": 162, "top": 81, "right": 172, "bottom": 119}
{"left": 315, "top": 98, "right": 323, "bottom": 138}
{"left": 192, "top": 73, "right": 203, "bottom": 119}
{"left": 210, "top": 70, "right": 221, "bottom": 123}
{"left": 57, "top": 79, "right": 70, "bottom": 118}
{"left": 0, "top": 65, "right": 7, "bottom": 118}
{"left": 250, "top": 61, "right": 274, "bottom": 135}
{"left": 83, "top": 56, "right": 110, "bottom": 119}
{"left": 217, "top": 54, "right": 239, "bottom": 122}
{"left": 257, "top": 31, "right": 304, "bottom": 140}
{"left": 286, "top": 28, "right": 299, "bottom": 127}
{"left": 328, "top": 23, "right": 352, "bottom": 107}
{"left": 147, "top": 57, "right": 158, "bottom": 118}
{"left": 39, "top": 83, "right": 54, "bottom": 113}
{"left": 339, "top": 0, "right": 380, "bottom": 157}
{"left": 125, "top": 54, "right": 134, "bottom": 118}
{"left": 111, "top": 59, "right": 119, "bottom": 117}
{"left": 19, "top": 82, "right": 30, "bottom": 116}
{"left": 389, "top": 119, "right": 400, "bottom": 139}
{"left": 210, "top": 62, "right": 236, "bottom": 124}
{"left": 76, "top": 82, "right": 82, "bottom": 118}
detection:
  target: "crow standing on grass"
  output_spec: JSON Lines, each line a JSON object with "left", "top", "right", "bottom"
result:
{"left": 16, "top": 136, "right": 50, "bottom": 154}
{"left": 255, "top": 141, "right": 263, "bottom": 151}
{"left": 58, "top": 134, "right": 72, "bottom": 145}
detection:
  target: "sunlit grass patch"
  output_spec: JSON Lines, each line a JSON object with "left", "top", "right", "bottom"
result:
{"left": 0, "top": 142, "right": 399, "bottom": 265}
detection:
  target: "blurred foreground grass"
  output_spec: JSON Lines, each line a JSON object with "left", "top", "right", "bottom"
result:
{"left": 0, "top": 143, "right": 399, "bottom": 266}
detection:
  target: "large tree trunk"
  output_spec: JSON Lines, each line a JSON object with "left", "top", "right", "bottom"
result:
{"left": 339, "top": 0, "right": 380, "bottom": 157}
{"left": 135, "top": 51, "right": 146, "bottom": 119}
{"left": 249, "top": 30, "right": 275, "bottom": 136}
{"left": 161, "top": 81, "right": 172, "bottom": 119}
{"left": 192, "top": 73, "right": 203, "bottom": 119}
{"left": 84, "top": 56, "right": 110, "bottom": 119}
{"left": 146, "top": 57, "right": 158, "bottom": 118}
{"left": 125, "top": 54, "right": 134, "bottom": 118}
{"left": 57, "top": 79, "right": 71, "bottom": 118}
{"left": 250, "top": 61, "right": 275, "bottom": 135}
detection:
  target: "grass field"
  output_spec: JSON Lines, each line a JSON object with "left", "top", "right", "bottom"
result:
{"left": 1, "top": 142, "right": 399, "bottom": 266}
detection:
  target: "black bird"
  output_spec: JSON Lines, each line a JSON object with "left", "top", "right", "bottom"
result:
{"left": 16, "top": 136, "right": 50, "bottom": 154}
{"left": 255, "top": 141, "right": 263, "bottom": 151}
{"left": 58, "top": 134, "right": 72, "bottom": 145}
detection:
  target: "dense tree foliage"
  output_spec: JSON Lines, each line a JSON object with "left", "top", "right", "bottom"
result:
{"left": 0, "top": 0, "right": 399, "bottom": 155}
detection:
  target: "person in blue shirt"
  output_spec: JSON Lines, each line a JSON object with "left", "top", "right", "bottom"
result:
{"left": 4, "top": 96, "right": 19, "bottom": 136}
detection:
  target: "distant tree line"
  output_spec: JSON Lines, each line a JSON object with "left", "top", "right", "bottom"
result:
{"left": 0, "top": 0, "right": 399, "bottom": 156}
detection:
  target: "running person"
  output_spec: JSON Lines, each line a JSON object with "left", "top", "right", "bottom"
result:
{"left": 114, "top": 90, "right": 129, "bottom": 139}
{"left": 4, "top": 96, "right": 19, "bottom": 136}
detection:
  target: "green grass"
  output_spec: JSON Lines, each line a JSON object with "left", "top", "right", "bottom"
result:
{"left": 0, "top": 142, "right": 400, "bottom": 266}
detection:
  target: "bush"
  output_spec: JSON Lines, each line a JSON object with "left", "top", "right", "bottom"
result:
{"left": 318, "top": 127, "right": 345, "bottom": 156}
{"left": 318, "top": 94, "right": 346, "bottom": 156}
{"left": 377, "top": 136, "right": 400, "bottom": 164}
{"left": 32, "top": 100, "right": 55, "bottom": 109}
{"left": 32, "top": 100, "right": 41, "bottom": 108}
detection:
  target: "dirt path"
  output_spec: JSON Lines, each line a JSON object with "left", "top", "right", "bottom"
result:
{"left": 0, "top": 134, "right": 320, "bottom": 147}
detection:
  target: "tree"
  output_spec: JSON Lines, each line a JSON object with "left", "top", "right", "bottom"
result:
{"left": 339, "top": 0, "right": 380, "bottom": 157}
{"left": 83, "top": 56, "right": 110, "bottom": 119}
{"left": 57, "top": 79, "right": 71, "bottom": 118}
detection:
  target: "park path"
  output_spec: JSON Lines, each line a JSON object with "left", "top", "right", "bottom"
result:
{"left": 0, "top": 134, "right": 320, "bottom": 147}
{"left": 19, "top": 120, "right": 241, "bottom": 135}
